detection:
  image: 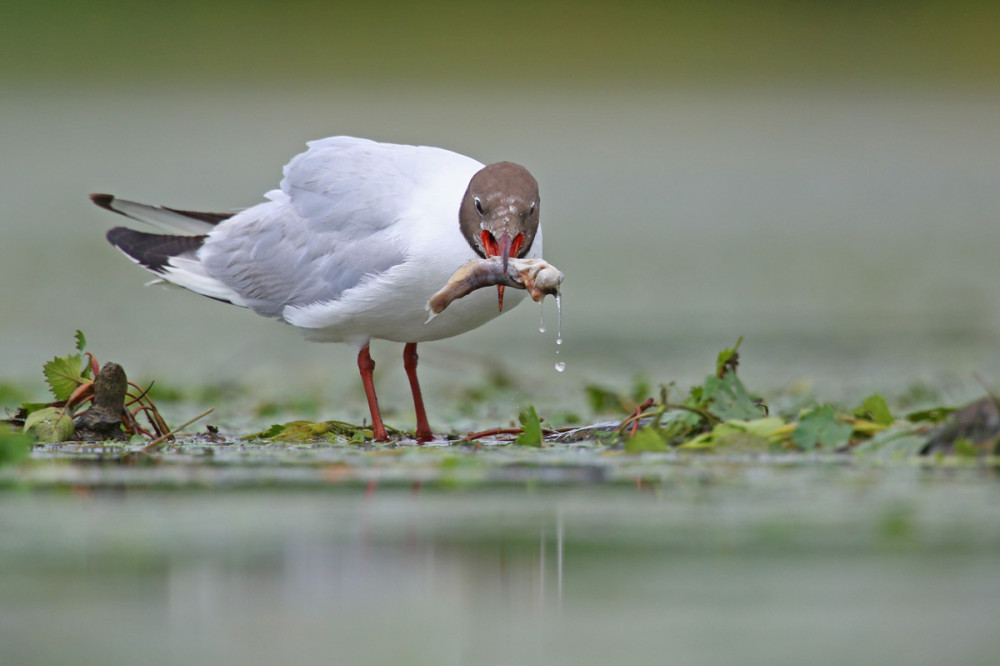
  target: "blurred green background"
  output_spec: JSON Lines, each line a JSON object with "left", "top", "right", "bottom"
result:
{"left": 3, "top": 0, "right": 999, "bottom": 85}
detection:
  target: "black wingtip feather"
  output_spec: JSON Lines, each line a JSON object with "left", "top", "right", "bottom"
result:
{"left": 107, "top": 226, "right": 207, "bottom": 273}
{"left": 91, "top": 193, "right": 116, "bottom": 211}
{"left": 91, "top": 193, "right": 232, "bottom": 226}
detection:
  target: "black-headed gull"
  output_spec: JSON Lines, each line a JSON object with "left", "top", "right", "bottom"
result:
{"left": 93, "top": 136, "right": 543, "bottom": 443}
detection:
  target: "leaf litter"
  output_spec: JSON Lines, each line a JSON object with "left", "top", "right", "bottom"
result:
{"left": 4, "top": 331, "right": 1000, "bottom": 479}
{"left": 3, "top": 331, "right": 198, "bottom": 450}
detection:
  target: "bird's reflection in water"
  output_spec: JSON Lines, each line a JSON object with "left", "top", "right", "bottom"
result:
{"left": 165, "top": 489, "right": 566, "bottom": 639}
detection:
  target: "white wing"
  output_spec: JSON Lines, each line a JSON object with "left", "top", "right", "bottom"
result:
{"left": 199, "top": 137, "right": 483, "bottom": 320}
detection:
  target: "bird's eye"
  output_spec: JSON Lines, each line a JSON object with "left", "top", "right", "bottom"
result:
{"left": 529, "top": 203, "right": 536, "bottom": 215}
{"left": 474, "top": 198, "right": 483, "bottom": 215}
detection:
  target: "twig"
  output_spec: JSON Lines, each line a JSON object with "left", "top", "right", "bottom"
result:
{"left": 618, "top": 397, "right": 656, "bottom": 436}
{"left": 125, "top": 380, "right": 155, "bottom": 407}
{"left": 84, "top": 352, "right": 100, "bottom": 377}
{"left": 65, "top": 381, "right": 95, "bottom": 409}
{"left": 123, "top": 409, "right": 155, "bottom": 438}
{"left": 140, "top": 408, "right": 214, "bottom": 453}
{"left": 458, "top": 426, "right": 559, "bottom": 443}
{"left": 615, "top": 399, "right": 720, "bottom": 438}
{"left": 131, "top": 403, "right": 171, "bottom": 438}
{"left": 664, "top": 403, "right": 721, "bottom": 425}
{"left": 459, "top": 427, "right": 523, "bottom": 442}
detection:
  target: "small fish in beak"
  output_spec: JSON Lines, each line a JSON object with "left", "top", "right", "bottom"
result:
{"left": 480, "top": 230, "right": 525, "bottom": 310}
{"left": 426, "top": 256, "right": 564, "bottom": 320}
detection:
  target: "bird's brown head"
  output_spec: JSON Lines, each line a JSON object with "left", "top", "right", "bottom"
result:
{"left": 459, "top": 162, "right": 540, "bottom": 310}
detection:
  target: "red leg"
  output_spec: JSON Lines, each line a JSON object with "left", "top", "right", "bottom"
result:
{"left": 357, "top": 344, "right": 388, "bottom": 441}
{"left": 403, "top": 342, "right": 433, "bottom": 443}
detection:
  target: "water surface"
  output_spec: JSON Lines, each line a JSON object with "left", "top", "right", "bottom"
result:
{"left": 2, "top": 461, "right": 998, "bottom": 665}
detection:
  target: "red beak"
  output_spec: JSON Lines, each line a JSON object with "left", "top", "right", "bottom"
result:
{"left": 481, "top": 231, "right": 525, "bottom": 311}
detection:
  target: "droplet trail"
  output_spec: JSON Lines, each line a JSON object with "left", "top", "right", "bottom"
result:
{"left": 555, "top": 293, "right": 562, "bottom": 344}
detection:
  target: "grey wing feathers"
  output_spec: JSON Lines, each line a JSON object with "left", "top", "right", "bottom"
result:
{"left": 200, "top": 137, "right": 423, "bottom": 317}
{"left": 97, "top": 137, "right": 447, "bottom": 321}
{"left": 91, "top": 194, "right": 232, "bottom": 234}
{"left": 199, "top": 199, "right": 404, "bottom": 319}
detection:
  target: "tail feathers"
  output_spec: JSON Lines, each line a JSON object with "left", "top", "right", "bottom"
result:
{"left": 106, "top": 227, "right": 205, "bottom": 273}
{"left": 91, "top": 193, "right": 233, "bottom": 234}
{"left": 107, "top": 227, "right": 246, "bottom": 306}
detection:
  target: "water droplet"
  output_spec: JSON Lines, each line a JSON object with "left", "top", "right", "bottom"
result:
{"left": 539, "top": 302, "right": 546, "bottom": 333}
{"left": 554, "top": 361, "right": 566, "bottom": 372}
{"left": 555, "top": 293, "right": 562, "bottom": 343}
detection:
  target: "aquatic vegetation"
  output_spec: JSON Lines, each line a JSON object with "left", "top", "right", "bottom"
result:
{"left": 250, "top": 420, "right": 386, "bottom": 445}
{"left": 791, "top": 405, "right": 854, "bottom": 451}
{"left": 569, "top": 338, "right": 999, "bottom": 457}
{"left": 4, "top": 331, "right": 998, "bottom": 460}
{"left": 514, "top": 406, "right": 543, "bottom": 447}
{"left": 11, "top": 331, "right": 172, "bottom": 443}
{"left": 0, "top": 427, "right": 32, "bottom": 467}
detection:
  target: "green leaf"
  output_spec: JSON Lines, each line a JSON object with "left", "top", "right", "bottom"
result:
{"left": 715, "top": 336, "right": 744, "bottom": 377}
{"left": 953, "top": 438, "right": 979, "bottom": 458}
{"left": 515, "top": 406, "right": 543, "bottom": 447}
{"left": 249, "top": 421, "right": 370, "bottom": 442}
{"left": 43, "top": 354, "right": 86, "bottom": 401}
{"left": 905, "top": 406, "right": 956, "bottom": 424}
{"left": 0, "top": 427, "right": 33, "bottom": 466}
{"left": 677, "top": 431, "right": 715, "bottom": 449}
{"left": 584, "top": 384, "right": 626, "bottom": 414}
{"left": 249, "top": 424, "right": 285, "bottom": 439}
{"left": 733, "top": 417, "right": 788, "bottom": 439}
{"left": 625, "top": 426, "right": 670, "bottom": 453}
{"left": 853, "top": 427, "right": 931, "bottom": 458}
{"left": 74, "top": 330, "right": 87, "bottom": 353}
{"left": 854, "top": 393, "right": 893, "bottom": 426}
{"left": 792, "top": 405, "right": 853, "bottom": 451}
{"left": 17, "top": 402, "right": 51, "bottom": 418}
{"left": 702, "top": 371, "right": 766, "bottom": 421}
{"left": 654, "top": 409, "right": 704, "bottom": 445}
{"left": 23, "top": 407, "right": 75, "bottom": 443}
{"left": 584, "top": 377, "right": 650, "bottom": 415}
{"left": 685, "top": 384, "right": 707, "bottom": 410}
{"left": 679, "top": 417, "right": 786, "bottom": 451}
